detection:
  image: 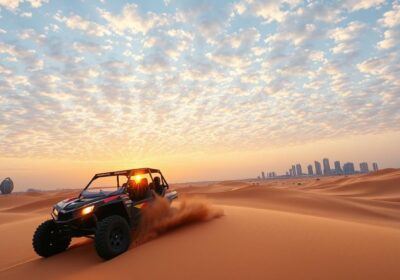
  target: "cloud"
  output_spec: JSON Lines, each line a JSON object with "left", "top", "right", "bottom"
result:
{"left": 0, "top": 0, "right": 21, "bottom": 11}
{"left": 266, "top": 23, "right": 319, "bottom": 46}
{"left": 0, "top": 63, "right": 13, "bottom": 74}
{"left": 262, "top": 1, "right": 337, "bottom": 54}
{"left": 357, "top": 52, "right": 399, "bottom": 80}
{"left": 166, "top": 29, "right": 194, "bottom": 41}
{"left": 343, "top": 0, "right": 386, "bottom": 11}
{"left": 233, "top": 2, "right": 246, "bottom": 15}
{"left": 296, "top": 2, "right": 343, "bottom": 23}
{"left": 98, "top": 3, "right": 168, "bottom": 35}
{"left": 20, "top": 12, "right": 32, "bottom": 17}
{"left": 379, "top": 1, "right": 400, "bottom": 28}
{"left": 138, "top": 53, "right": 170, "bottom": 73}
{"left": 329, "top": 21, "right": 366, "bottom": 54}
{"left": 0, "top": 42, "right": 44, "bottom": 71}
{"left": 143, "top": 30, "right": 192, "bottom": 61}
{"left": 0, "top": 0, "right": 48, "bottom": 11}
{"left": 235, "top": 0, "right": 288, "bottom": 23}
{"left": 26, "top": 0, "right": 48, "bottom": 8}
{"left": 377, "top": 2, "right": 400, "bottom": 49}
{"left": 206, "top": 52, "right": 250, "bottom": 68}
{"left": 204, "top": 27, "right": 260, "bottom": 70}
{"left": 175, "top": 0, "right": 233, "bottom": 39}
{"left": 56, "top": 14, "right": 111, "bottom": 37}
{"left": 248, "top": 0, "right": 288, "bottom": 23}
{"left": 377, "top": 28, "right": 400, "bottom": 49}
{"left": 72, "top": 41, "right": 106, "bottom": 54}
{"left": 220, "top": 27, "right": 260, "bottom": 49}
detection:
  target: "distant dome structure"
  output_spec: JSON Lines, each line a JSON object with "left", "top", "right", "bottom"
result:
{"left": 0, "top": 177, "right": 14, "bottom": 194}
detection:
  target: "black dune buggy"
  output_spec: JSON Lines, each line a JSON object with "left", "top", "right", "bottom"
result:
{"left": 32, "top": 168, "right": 178, "bottom": 260}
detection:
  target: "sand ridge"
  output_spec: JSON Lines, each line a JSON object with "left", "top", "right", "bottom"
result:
{"left": 0, "top": 169, "right": 400, "bottom": 279}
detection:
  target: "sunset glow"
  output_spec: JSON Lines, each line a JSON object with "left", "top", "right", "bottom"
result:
{"left": 0, "top": 0, "right": 399, "bottom": 190}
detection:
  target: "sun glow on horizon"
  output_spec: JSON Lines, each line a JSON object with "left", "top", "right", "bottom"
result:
{"left": 1, "top": 131, "right": 399, "bottom": 191}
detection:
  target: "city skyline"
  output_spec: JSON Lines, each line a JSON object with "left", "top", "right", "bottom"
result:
{"left": 260, "top": 157, "right": 380, "bottom": 179}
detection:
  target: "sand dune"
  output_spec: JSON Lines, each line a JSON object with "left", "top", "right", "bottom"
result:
{"left": 302, "top": 169, "right": 400, "bottom": 198}
{"left": 173, "top": 180, "right": 252, "bottom": 194}
{"left": 1, "top": 169, "right": 400, "bottom": 279}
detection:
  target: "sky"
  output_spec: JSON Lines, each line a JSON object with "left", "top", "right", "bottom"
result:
{"left": 0, "top": 0, "right": 399, "bottom": 190}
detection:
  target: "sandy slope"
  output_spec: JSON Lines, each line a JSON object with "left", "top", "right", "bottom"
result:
{"left": 1, "top": 169, "right": 400, "bottom": 279}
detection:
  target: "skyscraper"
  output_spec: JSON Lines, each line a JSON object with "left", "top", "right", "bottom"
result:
{"left": 323, "top": 158, "right": 331, "bottom": 175}
{"left": 307, "top": 164, "right": 313, "bottom": 176}
{"left": 360, "top": 162, "right": 369, "bottom": 173}
{"left": 292, "top": 165, "right": 296, "bottom": 177}
{"left": 296, "top": 164, "right": 302, "bottom": 176}
{"left": 261, "top": 172, "right": 265, "bottom": 180}
{"left": 343, "top": 162, "right": 355, "bottom": 175}
{"left": 334, "top": 161, "right": 343, "bottom": 175}
{"left": 314, "top": 161, "right": 322, "bottom": 176}
{"left": 372, "top": 162, "right": 379, "bottom": 172}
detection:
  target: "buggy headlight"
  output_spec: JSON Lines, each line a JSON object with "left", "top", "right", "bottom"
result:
{"left": 81, "top": 205, "right": 94, "bottom": 216}
{"left": 53, "top": 208, "right": 58, "bottom": 217}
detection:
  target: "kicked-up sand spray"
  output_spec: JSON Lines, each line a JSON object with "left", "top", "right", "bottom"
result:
{"left": 135, "top": 194, "right": 224, "bottom": 243}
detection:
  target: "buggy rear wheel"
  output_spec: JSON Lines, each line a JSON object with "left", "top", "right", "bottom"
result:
{"left": 95, "top": 215, "right": 131, "bottom": 260}
{"left": 32, "top": 219, "right": 71, "bottom": 257}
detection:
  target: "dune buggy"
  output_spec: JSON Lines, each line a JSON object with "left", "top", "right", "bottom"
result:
{"left": 32, "top": 168, "right": 178, "bottom": 260}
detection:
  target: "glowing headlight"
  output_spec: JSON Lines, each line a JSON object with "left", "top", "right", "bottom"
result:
{"left": 53, "top": 208, "right": 58, "bottom": 216}
{"left": 81, "top": 205, "right": 94, "bottom": 216}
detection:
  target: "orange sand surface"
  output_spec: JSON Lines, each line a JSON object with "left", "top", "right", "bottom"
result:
{"left": 1, "top": 169, "right": 400, "bottom": 279}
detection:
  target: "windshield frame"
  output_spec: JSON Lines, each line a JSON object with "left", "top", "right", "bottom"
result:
{"left": 79, "top": 174, "right": 128, "bottom": 197}
{"left": 79, "top": 168, "right": 169, "bottom": 197}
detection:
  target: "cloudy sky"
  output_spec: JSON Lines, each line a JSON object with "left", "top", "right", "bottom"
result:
{"left": 1, "top": 0, "right": 399, "bottom": 189}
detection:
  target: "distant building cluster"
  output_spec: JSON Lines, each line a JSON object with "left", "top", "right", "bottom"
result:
{"left": 261, "top": 171, "right": 277, "bottom": 179}
{"left": 258, "top": 159, "right": 379, "bottom": 180}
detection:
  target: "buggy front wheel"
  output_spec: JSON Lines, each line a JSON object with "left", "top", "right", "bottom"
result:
{"left": 32, "top": 219, "right": 71, "bottom": 257}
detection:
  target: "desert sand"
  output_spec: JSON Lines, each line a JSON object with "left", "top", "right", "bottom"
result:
{"left": 1, "top": 169, "right": 400, "bottom": 279}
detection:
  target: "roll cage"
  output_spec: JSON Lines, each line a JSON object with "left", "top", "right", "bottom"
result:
{"left": 80, "top": 168, "right": 169, "bottom": 197}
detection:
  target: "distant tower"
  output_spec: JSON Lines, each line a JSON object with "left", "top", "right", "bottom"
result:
{"left": 307, "top": 164, "right": 313, "bottom": 176}
{"left": 372, "top": 162, "right": 379, "bottom": 172}
{"left": 289, "top": 169, "right": 293, "bottom": 176}
{"left": 323, "top": 158, "right": 331, "bottom": 175}
{"left": 343, "top": 162, "right": 355, "bottom": 175}
{"left": 296, "top": 164, "right": 302, "bottom": 176}
{"left": 314, "top": 161, "right": 322, "bottom": 176}
{"left": 262, "top": 172, "right": 265, "bottom": 180}
{"left": 360, "top": 162, "right": 369, "bottom": 173}
{"left": 292, "top": 165, "right": 296, "bottom": 176}
{"left": 334, "top": 161, "right": 343, "bottom": 175}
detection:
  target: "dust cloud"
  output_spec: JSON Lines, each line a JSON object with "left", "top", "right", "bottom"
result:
{"left": 135, "top": 194, "right": 224, "bottom": 243}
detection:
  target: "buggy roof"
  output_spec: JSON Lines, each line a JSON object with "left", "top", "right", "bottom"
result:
{"left": 94, "top": 168, "right": 161, "bottom": 178}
